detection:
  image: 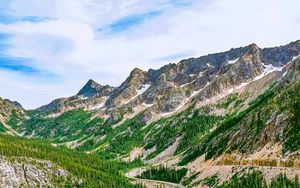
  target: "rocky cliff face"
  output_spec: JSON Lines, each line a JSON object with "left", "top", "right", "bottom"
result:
{"left": 103, "top": 40, "right": 299, "bottom": 121}
{"left": 32, "top": 41, "right": 300, "bottom": 121}
{"left": 0, "top": 157, "right": 72, "bottom": 187}
{"left": 33, "top": 40, "right": 300, "bottom": 123}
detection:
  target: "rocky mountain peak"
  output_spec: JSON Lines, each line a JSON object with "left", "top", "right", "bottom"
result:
{"left": 248, "top": 43, "right": 259, "bottom": 49}
{"left": 87, "top": 79, "right": 99, "bottom": 86}
{"left": 130, "top": 68, "right": 144, "bottom": 75}
{"left": 123, "top": 68, "right": 149, "bottom": 86}
{"left": 243, "top": 43, "right": 260, "bottom": 55}
{"left": 33, "top": 39, "right": 300, "bottom": 121}
{"left": 77, "top": 79, "right": 114, "bottom": 98}
{"left": 105, "top": 68, "right": 150, "bottom": 108}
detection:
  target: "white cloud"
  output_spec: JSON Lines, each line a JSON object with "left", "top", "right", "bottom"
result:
{"left": 0, "top": 0, "right": 299, "bottom": 109}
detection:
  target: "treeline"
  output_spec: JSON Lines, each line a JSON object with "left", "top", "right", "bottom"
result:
{"left": 0, "top": 134, "right": 140, "bottom": 188}
{"left": 219, "top": 171, "right": 300, "bottom": 188}
{"left": 138, "top": 166, "right": 187, "bottom": 183}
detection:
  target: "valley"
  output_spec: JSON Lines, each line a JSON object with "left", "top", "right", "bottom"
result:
{"left": 0, "top": 40, "right": 300, "bottom": 187}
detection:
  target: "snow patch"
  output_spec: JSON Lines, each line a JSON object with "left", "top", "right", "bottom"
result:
{"left": 236, "top": 63, "right": 283, "bottom": 89}
{"left": 253, "top": 63, "right": 284, "bottom": 82}
{"left": 142, "top": 103, "right": 154, "bottom": 107}
{"left": 47, "top": 113, "right": 62, "bottom": 118}
{"left": 263, "top": 63, "right": 283, "bottom": 74}
{"left": 124, "top": 84, "right": 151, "bottom": 104}
{"left": 197, "top": 71, "right": 206, "bottom": 78}
{"left": 137, "top": 84, "right": 151, "bottom": 95}
{"left": 206, "top": 63, "right": 212, "bottom": 68}
{"left": 292, "top": 55, "right": 300, "bottom": 61}
{"left": 190, "top": 90, "right": 199, "bottom": 98}
{"left": 282, "top": 71, "right": 288, "bottom": 77}
{"left": 180, "top": 80, "right": 196, "bottom": 88}
{"left": 80, "top": 96, "right": 89, "bottom": 100}
{"left": 236, "top": 60, "right": 291, "bottom": 89}
{"left": 228, "top": 58, "right": 239, "bottom": 65}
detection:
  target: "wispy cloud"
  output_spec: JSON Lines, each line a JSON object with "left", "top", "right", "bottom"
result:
{"left": 0, "top": 55, "right": 57, "bottom": 78}
{"left": 98, "top": 11, "right": 162, "bottom": 34}
{"left": 0, "top": 0, "right": 299, "bottom": 108}
{"left": 0, "top": 32, "right": 58, "bottom": 78}
{"left": 168, "top": 0, "right": 193, "bottom": 7}
{"left": 0, "top": 14, "right": 53, "bottom": 24}
{"left": 152, "top": 50, "right": 195, "bottom": 62}
{"left": 0, "top": 33, "right": 12, "bottom": 52}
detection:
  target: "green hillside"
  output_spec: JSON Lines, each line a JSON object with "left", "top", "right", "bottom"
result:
{"left": 0, "top": 134, "right": 139, "bottom": 188}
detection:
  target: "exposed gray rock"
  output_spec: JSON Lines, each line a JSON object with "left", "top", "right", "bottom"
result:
{"left": 33, "top": 40, "right": 300, "bottom": 122}
{"left": 0, "top": 157, "right": 73, "bottom": 187}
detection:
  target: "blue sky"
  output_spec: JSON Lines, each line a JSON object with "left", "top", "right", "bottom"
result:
{"left": 98, "top": 10, "right": 162, "bottom": 34}
{"left": 0, "top": 0, "right": 300, "bottom": 109}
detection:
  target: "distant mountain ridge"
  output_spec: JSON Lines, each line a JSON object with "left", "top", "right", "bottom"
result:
{"left": 34, "top": 40, "right": 300, "bottom": 122}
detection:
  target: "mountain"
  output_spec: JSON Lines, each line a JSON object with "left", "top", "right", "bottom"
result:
{"left": 0, "top": 40, "right": 300, "bottom": 187}
{"left": 36, "top": 79, "right": 114, "bottom": 116}
{"left": 4, "top": 99, "right": 23, "bottom": 109}
{"left": 0, "top": 134, "right": 138, "bottom": 187}
{"left": 33, "top": 40, "right": 300, "bottom": 122}
{"left": 77, "top": 79, "right": 115, "bottom": 98}
{"left": 0, "top": 97, "right": 25, "bottom": 136}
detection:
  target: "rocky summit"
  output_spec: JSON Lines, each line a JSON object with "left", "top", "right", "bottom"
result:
{"left": 0, "top": 40, "right": 300, "bottom": 187}
{"left": 34, "top": 40, "right": 300, "bottom": 122}
{"left": 77, "top": 79, "right": 115, "bottom": 98}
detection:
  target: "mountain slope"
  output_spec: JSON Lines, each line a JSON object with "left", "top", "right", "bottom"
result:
{"left": 32, "top": 40, "right": 300, "bottom": 122}
{"left": 15, "top": 40, "right": 300, "bottom": 151}
{"left": 0, "top": 134, "right": 139, "bottom": 187}
{"left": 0, "top": 97, "right": 26, "bottom": 135}
{"left": 1, "top": 40, "right": 300, "bottom": 187}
